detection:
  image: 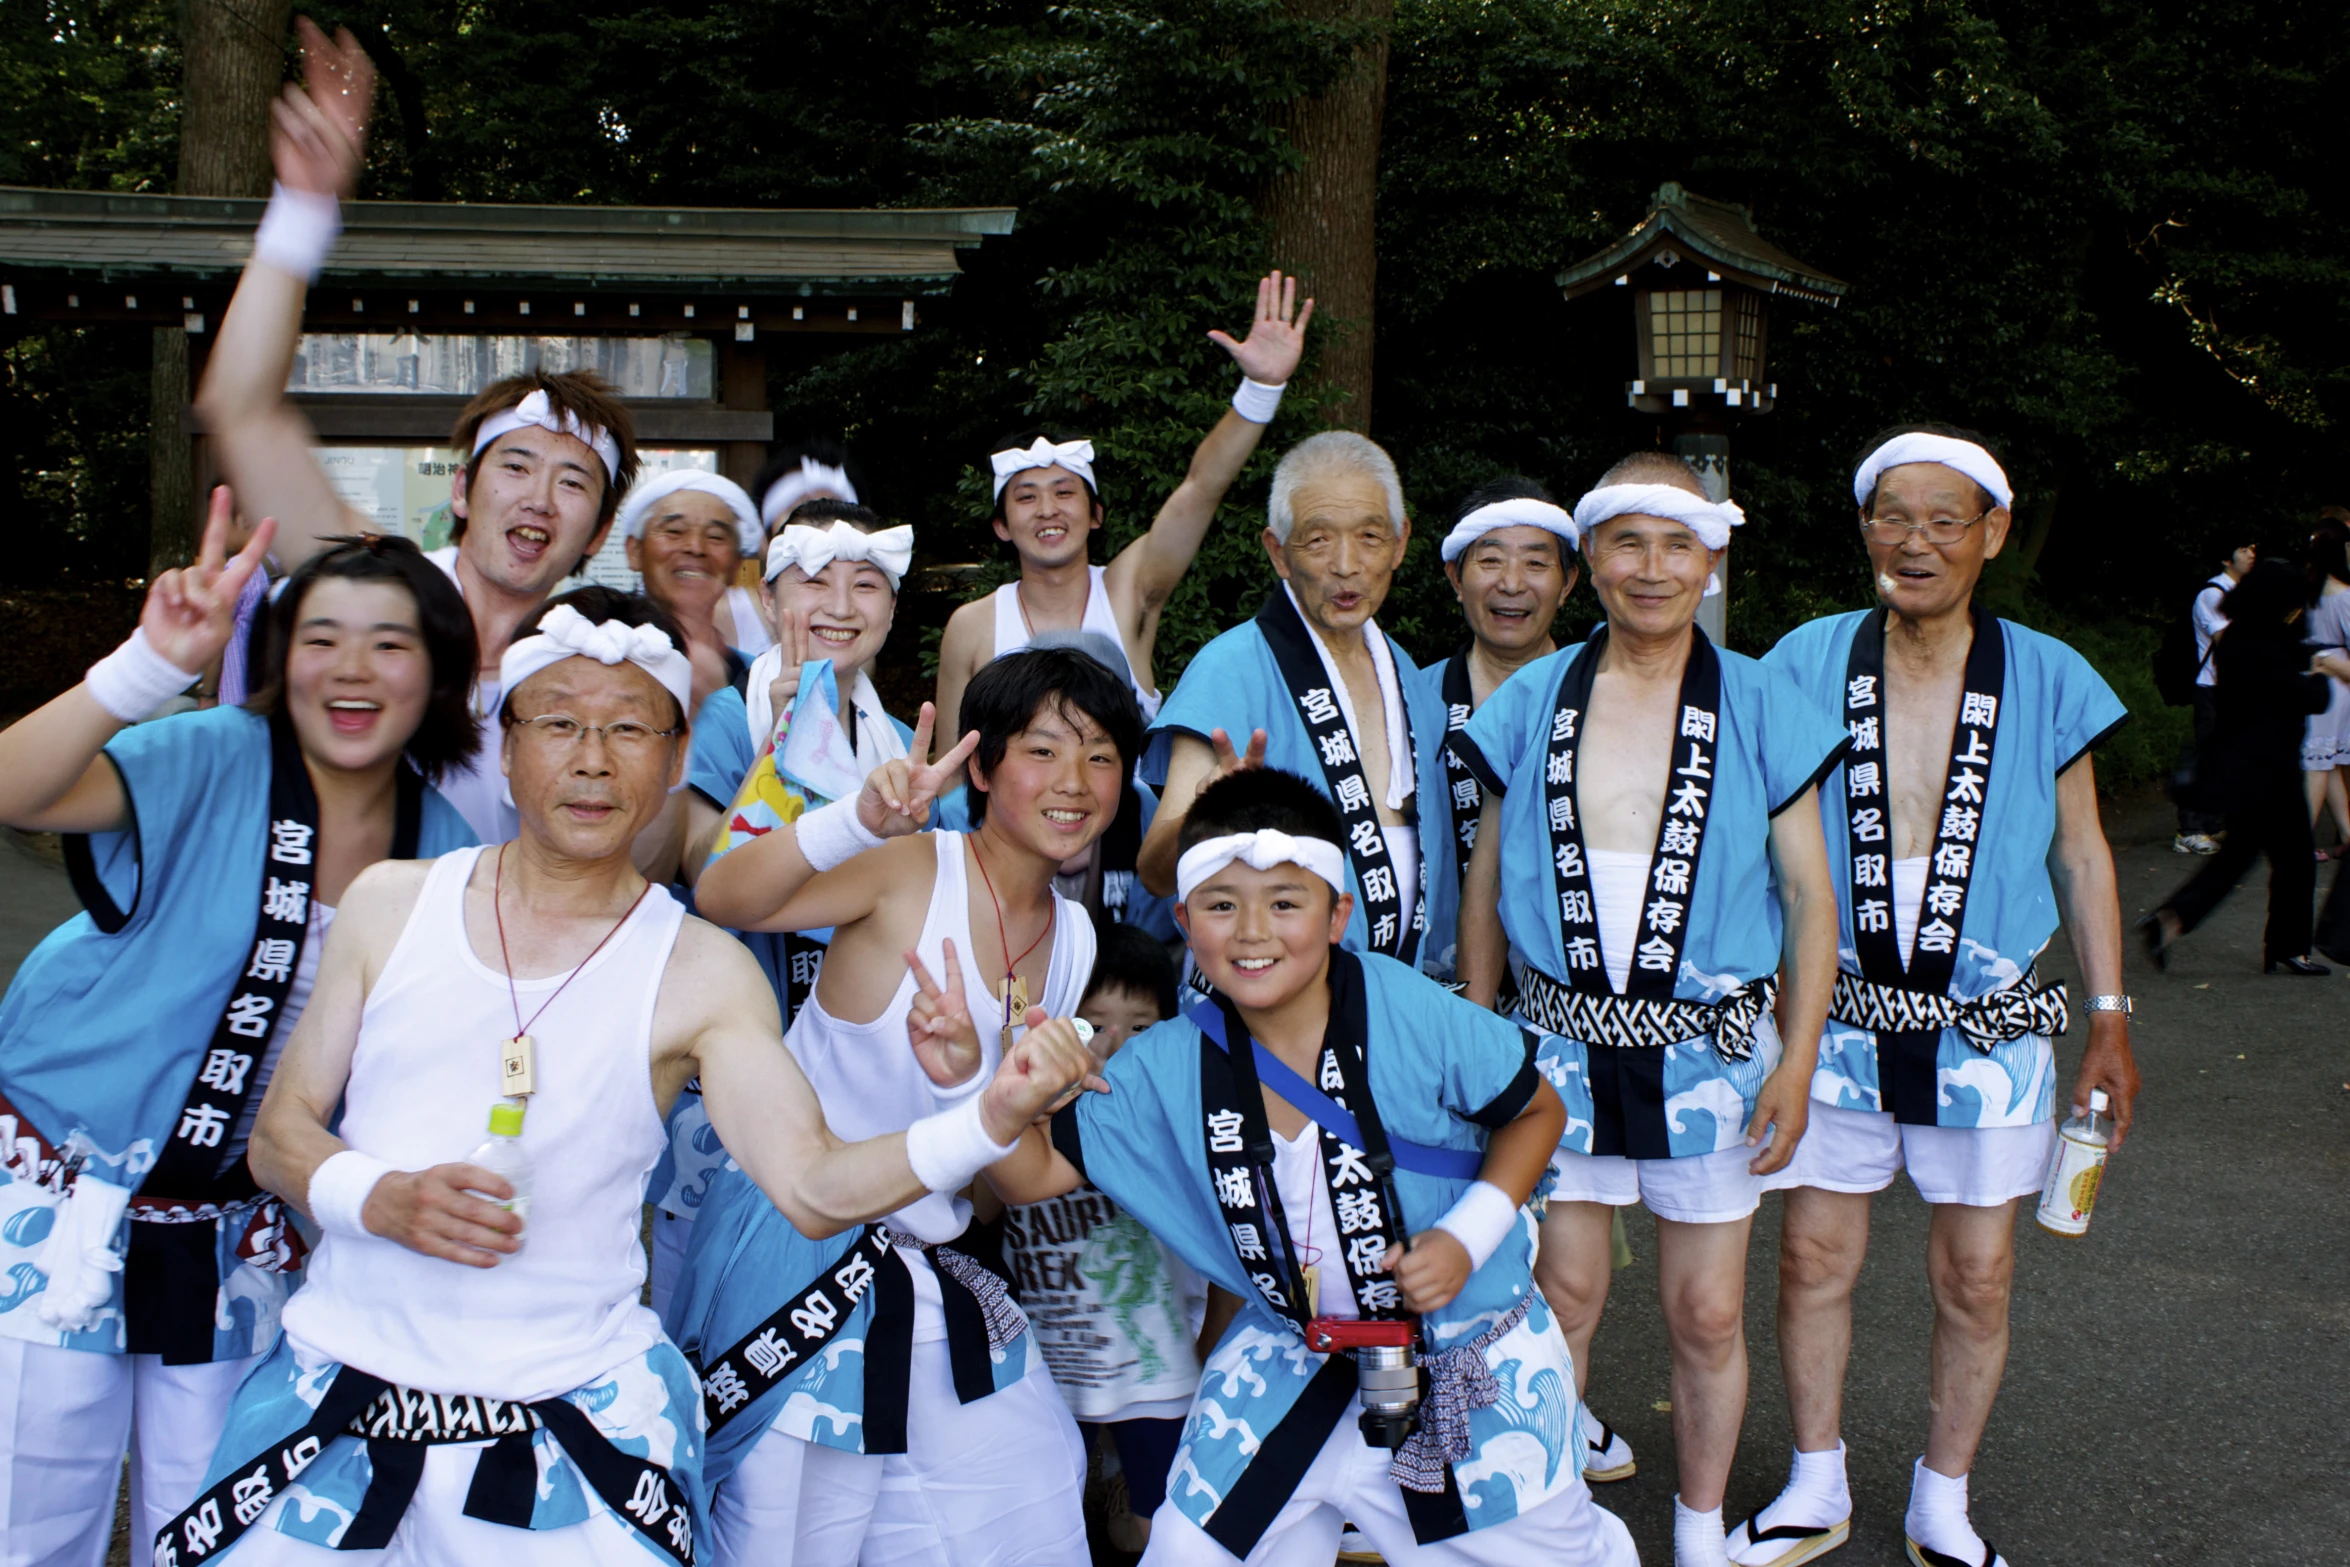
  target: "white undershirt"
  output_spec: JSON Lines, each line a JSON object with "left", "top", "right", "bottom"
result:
{"left": 1892, "top": 855, "right": 1929, "bottom": 968}
{"left": 1586, "top": 848, "right": 1651, "bottom": 993}
{"left": 1271, "top": 1125, "right": 1358, "bottom": 1319}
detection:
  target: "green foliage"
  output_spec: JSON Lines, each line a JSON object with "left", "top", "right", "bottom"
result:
{"left": 0, "top": 0, "right": 180, "bottom": 192}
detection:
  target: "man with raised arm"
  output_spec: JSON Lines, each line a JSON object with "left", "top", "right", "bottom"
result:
{"left": 194, "top": 21, "right": 641, "bottom": 842}
{"left": 1451, "top": 453, "right": 1846, "bottom": 1567}
{"left": 1137, "top": 432, "right": 1459, "bottom": 982}
{"left": 159, "top": 591, "right": 1096, "bottom": 1565}
{"left": 1734, "top": 427, "right": 2139, "bottom": 1567}
{"left": 932, "top": 273, "right": 1312, "bottom": 748}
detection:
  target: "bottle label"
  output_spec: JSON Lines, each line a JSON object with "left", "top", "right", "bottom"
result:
{"left": 2036, "top": 1129, "right": 2106, "bottom": 1235}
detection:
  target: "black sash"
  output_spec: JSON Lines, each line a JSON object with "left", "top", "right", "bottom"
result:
{"left": 1438, "top": 649, "right": 1481, "bottom": 892}
{"left": 1538, "top": 627, "right": 1725, "bottom": 1158}
{"left": 1842, "top": 612, "right": 2006, "bottom": 1125}
{"left": 70, "top": 717, "right": 422, "bottom": 1363}
{"left": 156, "top": 1365, "right": 695, "bottom": 1565}
{"left": 695, "top": 1224, "right": 891, "bottom": 1436}
{"left": 1254, "top": 591, "right": 1425, "bottom": 965}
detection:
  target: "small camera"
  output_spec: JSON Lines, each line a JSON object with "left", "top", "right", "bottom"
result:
{"left": 1307, "top": 1317, "right": 1421, "bottom": 1450}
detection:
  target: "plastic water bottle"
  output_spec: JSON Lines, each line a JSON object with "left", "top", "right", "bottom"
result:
{"left": 466, "top": 1099, "right": 534, "bottom": 1235}
{"left": 2036, "top": 1089, "right": 2111, "bottom": 1236}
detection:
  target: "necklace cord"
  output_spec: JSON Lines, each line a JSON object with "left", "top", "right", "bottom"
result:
{"left": 968, "top": 833, "right": 1054, "bottom": 1034}
{"left": 492, "top": 842, "right": 657, "bottom": 1045}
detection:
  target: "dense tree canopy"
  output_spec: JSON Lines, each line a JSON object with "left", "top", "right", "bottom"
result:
{"left": 4, "top": 0, "right": 2344, "bottom": 779}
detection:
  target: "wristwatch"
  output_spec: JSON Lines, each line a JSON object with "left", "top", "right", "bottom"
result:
{"left": 2084, "top": 994, "right": 2132, "bottom": 1015}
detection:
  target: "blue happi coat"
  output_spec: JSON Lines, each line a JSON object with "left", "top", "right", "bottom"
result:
{"left": 1146, "top": 606, "right": 1459, "bottom": 976}
{"left": 1454, "top": 636, "right": 1847, "bottom": 1158}
{"left": 1056, "top": 952, "right": 1580, "bottom": 1552}
{"left": 0, "top": 707, "right": 473, "bottom": 1357}
{"left": 1763, "top": 610, "right": 2127, "bottom": 1128}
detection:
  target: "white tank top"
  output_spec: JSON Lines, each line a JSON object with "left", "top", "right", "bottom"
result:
{"left": 426, "top": 545, "right": 518, "bottom": 845}
{"left": 283, "top": 846, "right": 682, "bottom": 1402}
{"left": 989, "top": 565, "right": 1162, "bottom": 720}
{"left": 787, "top": 832, "right": 1094, "bottom": 1247}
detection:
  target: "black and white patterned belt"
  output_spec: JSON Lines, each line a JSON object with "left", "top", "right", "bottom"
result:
{"left": 1388, "top": 1295, "right": 1532, "bottom": 1494}
{"left": 881, "top": 1229, "right": 1027, "bottom": 1354}
{"left": 1829, "top": 969, "right": 2068, "bottom": 1053}
{"left": 1517, "top": 968, "right": 1777, "bottom": 1064}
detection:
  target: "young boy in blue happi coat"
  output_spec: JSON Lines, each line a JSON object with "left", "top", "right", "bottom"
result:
{"left": 987, "top": 768, "right": 1638, "bottom": 1567}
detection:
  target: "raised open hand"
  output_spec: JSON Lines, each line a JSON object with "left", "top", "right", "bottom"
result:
{"left": 272, "top": 18, "right": 374, "bottom": 199}
{"left": 906, "top": 939, "right": 984, "bottom": 1088}
{"left": 1207, "top": 272, "right": 1314, "bottom": 388}
{"left": 141, "top": 487, "right": 276, "bottom": 676}
{"left": 1200, "top": 727, "right": 1269, "bottom": 801}
{"left": 859, "top": 701, "right": 981, "bottom": 837}
{"left": 980, "top": 1009, "right": 1111, "bottom": 1144}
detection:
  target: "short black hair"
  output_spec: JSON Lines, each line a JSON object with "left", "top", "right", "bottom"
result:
{"left": 1178, "top": 767, "right": 1346, "bottom": 855}
{"left": 987, "top": 425, "right": 1101, "bottom": 523}
{"left": 1085, "top": 918, "right": 1178, "bottom": 1020}
{"left": 2309, "top": 517, "right": 2350, "bottom": 590}
{"left": 1448, "top": 474, "right": 1570, "bottom": 569}
{"left": 781, "top": 497, "right": 892, "bottom": 535}
{"left": 958, "top": 646, "right": 1144, "bottom": 825}
{"left": 1852, "top": 421, "right": 2004, "bottom": 514}
{"left": 2212, "top": 534, "right": 2259, "bottom": 567}
{"left": 752, "top": 438, "right": 863, "bottom": 537}
{"left": 500, "top": 586, "right": 692, "bottom": 728}
{"left": 246, "top": 535, "right": 481, "bottom": 783}
{"left": 2217, "top": 558, "right": 2313, "bottom": 637}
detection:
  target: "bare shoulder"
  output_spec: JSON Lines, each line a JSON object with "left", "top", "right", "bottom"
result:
{"left": 939, "top": 596, "right": 995, "bottom": 663}
{"left": 658, "top": 915, "right": 784, "bottom": 1034}
{"left": 338, "top": 856, "right": 437, "bottom": 939}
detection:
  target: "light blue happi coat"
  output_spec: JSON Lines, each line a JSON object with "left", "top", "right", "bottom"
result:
{"left": 1145, "top": 609, "right": 1460, "bottom": 976}
{"left": 1454, "top": 638, "right": 1847, "bottom": 1158}
{"left": 0, "top": 707, "right": 474, "bottom": 1357}
{"left": 1764, "top": 610, "right": 2127, "bottom": 1128}
{"left": 1062, "top": 954, "right": 1580, "bottom": 1546}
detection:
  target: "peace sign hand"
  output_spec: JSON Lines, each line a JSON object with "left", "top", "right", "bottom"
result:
{"left": 1199, "top": 727, "right": 1268, "bottom": 802}
{"left": 1207, "top": 272, "right": 1315, "bottom": 388}
{"left": 906, "top": 939, "right": 984, "bottom": 1088}
{"left": 762, "top": 606, "right": 812, "bottom": 747}
{"left": 141, "top": 487, "right": 276, "bottom": 677}
{"left": 860, "top": 701, "right": 981, "bottom": 838}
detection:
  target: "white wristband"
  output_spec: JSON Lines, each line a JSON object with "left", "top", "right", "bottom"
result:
{"left": 84, "top": 627, "right": 199, "bottom": 722}
{"left": 1432, "top": 1180, "right": 1519, "bottom": 1272}
{"left": 1231, "top": 377, "right": 1287, "bottom": 424}
{"left": 251, "top": 183, "right": 343, "bottom": 283}
{"left": 308, "top": 1150, "right": 396, "bottom": 1241}
{"left": 905, "top": 1094, "right": 1019, "bottom": 1195}
{"left": 794, "top": 796, "right": 887, "bottom": 873}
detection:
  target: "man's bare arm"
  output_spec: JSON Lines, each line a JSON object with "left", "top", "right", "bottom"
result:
{"left": 1457, "top": 797, "right": 1508, "bottom": 1007}
{"left": 931, "top": 599, "right": 992, "bottom": 758}
{"left": 1136, "top": 726, "right": 1268, "bottom": 896}
{"left": 1749, "top": 787, "right": 1839, "bottom": 1174}
{"left": 2047, "top": 755, "right": 2140, "bottom": 1146}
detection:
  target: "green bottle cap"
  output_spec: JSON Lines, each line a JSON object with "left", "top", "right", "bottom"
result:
{"left": 487, "top": 1100, "right": 526, "bottom": 1138}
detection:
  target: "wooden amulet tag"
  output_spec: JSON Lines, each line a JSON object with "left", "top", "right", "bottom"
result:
{"left": 501, "top": 1034, "right": 538, "bottom": 1098}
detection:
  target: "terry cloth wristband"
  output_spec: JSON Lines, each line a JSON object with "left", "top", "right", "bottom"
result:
{"left": 251, "top": 183, "right": 343, "bottom": 284}
{"left": 84, "top": 627, "right": 200, "bottom": 722}
{"left": 309, "top": 1149, "right": 396, "bottom": 1241}
{"left": 795, "top": 796, "right": 887, "bottom": 873}
{"left": 1432, "top": 1180, "right": 1517, "bottom": 1271}
{"left": 1231, "top": 377, "right": 1287, "bottom": 424}
{"left": 905, "top": 1094, "right": 1019, "bottom": 1195}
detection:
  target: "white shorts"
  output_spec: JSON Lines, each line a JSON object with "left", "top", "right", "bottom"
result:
{"left": 1780, "top": 1101, "right": 2056, "bottom": 1207}
{"left": 1139, "top": 1401, "right": 1635, "bottom": 1567}
{"left": 1546, "top": 1142, "right": 1765, "bottom": 1226}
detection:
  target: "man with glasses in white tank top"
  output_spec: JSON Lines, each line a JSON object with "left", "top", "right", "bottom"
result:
{"left": 678, "top": 647, "right": 1145, "bottom": 1567}
{"left": 162, "top": 592, "right": 1101, "bottom": 1566}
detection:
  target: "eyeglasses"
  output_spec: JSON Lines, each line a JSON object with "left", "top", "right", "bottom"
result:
{"left": 511, "top": 713, "right": 681, "bottom": 751}
{"left": 1859, "top": 507, "right": 1993, "bottom": 547}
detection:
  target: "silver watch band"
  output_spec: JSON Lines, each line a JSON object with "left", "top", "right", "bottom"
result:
{"left": 2084, "top": 994, "right": 2132, "bottom": 1015}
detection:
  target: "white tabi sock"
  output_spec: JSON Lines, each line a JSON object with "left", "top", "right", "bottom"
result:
{"left": 1907, "top": 1458, "right": 1995, "bottom": 1565}
{"left": 1727, "top": 1442, "right": 1850, "bottom": 1565}
{"left": 1673, "top": 1496, "right": 1735, "bottom": 1567}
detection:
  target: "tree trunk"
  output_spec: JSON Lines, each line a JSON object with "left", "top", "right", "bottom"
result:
{"left": 1261, "top": 0, "right": 1391, "bottom": 432}
{"left": 150, "top": 0, "right": 292, "bottom": 574}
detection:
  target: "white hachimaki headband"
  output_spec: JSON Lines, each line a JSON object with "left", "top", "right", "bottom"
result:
{"left": 1571, "top": 483, "right": 1745, "bottom": 598}
{"left": 471, "top": 389, "right": 622, "bottom": 482}
{"left": 1441, "top": 497, "right": 1580, "bottom": 563}
{"left": 1851, "top": 433, "right": 2013, "bottom": 511}
{"left": 991, "top": 438, "right": 1097, "bottom": 501}
{"left": 617, "top": 471, "right": 763, "bottom": 556}
{"left": 1175, "top": 830, "right": 1348, "bottom": 905}
{"left": 500, "top": 604, "right": 694, "bottom": 723}
{"left": 764, "top": 520, "right": 916, "bottom": 590}
{"left": 760, "top": 458, "right": 859, "bottom": 528}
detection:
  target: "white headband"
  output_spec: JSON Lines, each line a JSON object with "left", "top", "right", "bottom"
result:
{"left": 617, "top": 471, "right": 762, "bottom": 556}
{"left": 991, "top": 438, "right": 1097, "bottom": 501}
{"left": 760, "top": 459, "right": 859, "bottom": 528}
{"left": 1175, "top": 830, "right": 1349, "bottom": 905}
{"left": 764, "top": 520, "right": 915, "bottom": 589}
{"left": 1851, "top": 433, "right": 2013, "bottom": 511}
{"left": 1441, "top": 497, "right": 1580, "bottom": 563}
{"left": 471, "top": 389, "right": 621, "bottom": 482}
{"left": 500, "top": 604, "right": 694, "bottom": 724}
{"left": 1570, "top": 483, "right": 1746, "bottom": 551}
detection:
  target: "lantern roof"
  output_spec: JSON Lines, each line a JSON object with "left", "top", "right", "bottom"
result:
{"left": 1557, "top": 183, "right": 1845, "bottom": 305}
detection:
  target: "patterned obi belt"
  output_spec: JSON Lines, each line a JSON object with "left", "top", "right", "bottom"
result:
{"left": 1517, "top": 968, "right": 1778, "bottom": 1064}
{"left": 1828, "top": 968, "right": 2069, "bottom": 1053}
